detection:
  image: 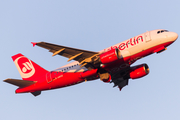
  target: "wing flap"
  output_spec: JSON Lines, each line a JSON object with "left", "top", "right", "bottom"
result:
{"left": 4, "top": 79, "right": 36, "bottom": 88}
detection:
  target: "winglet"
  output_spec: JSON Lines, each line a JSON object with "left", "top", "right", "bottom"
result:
{"left": 31, "top": 42, "right": 37, "bottom": 47}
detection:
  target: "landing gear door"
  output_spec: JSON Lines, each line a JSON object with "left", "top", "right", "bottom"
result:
{"left": 144, "top": 31, "right": 151, "bottom": 42}
{"left": 46, "top": 72, "right": 52, "bottom": 83}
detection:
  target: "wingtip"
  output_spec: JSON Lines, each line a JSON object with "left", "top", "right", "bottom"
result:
{"left": 31, "top": 42, "right": 37, "bottom": 47}
{"left": 118, "top": 86, "right": 123, "bottom": 91}
{"left": 3, "top": 79, "right": 8, "bottom": 82}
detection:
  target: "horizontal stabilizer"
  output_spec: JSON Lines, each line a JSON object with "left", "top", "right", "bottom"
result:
{"left": 4, "top": 79, "right": 36, "bottom": 88}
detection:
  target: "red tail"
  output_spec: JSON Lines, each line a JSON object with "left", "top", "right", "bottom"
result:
{"left": 12, "top": 53, "right": 49, "bottom": 81}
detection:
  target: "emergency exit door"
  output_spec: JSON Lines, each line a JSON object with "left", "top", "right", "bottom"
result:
{"left": 46, "top": 72, "right": 52, "bottom": 83}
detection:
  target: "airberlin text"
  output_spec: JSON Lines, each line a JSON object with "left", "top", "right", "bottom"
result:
{"left": 104, "top": 36, "right": 143, "bottom": 51}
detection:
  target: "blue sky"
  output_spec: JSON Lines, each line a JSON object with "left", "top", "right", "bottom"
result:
{"left": 1, "top": 0, "right": 180, "bottom": 120}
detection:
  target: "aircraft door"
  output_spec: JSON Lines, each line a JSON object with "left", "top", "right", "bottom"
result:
{"left": 144, "top": 31, "right": 151, "bottom": 42}
{"left": 46, "top": 72, "right": 53, "bottom": 83}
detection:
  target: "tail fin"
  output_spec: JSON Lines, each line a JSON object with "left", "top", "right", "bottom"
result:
{"left": 12, "top": 53, "right": 49, "bottom": 81}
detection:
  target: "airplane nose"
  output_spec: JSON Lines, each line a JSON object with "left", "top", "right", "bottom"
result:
{"left": 170, "top": 32, "right": 178, "bottom": 41}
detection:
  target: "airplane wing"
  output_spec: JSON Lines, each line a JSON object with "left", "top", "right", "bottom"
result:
{"left": 110, "top": 68, "right": 130, "bottom": 90}
{"left": 33, "top": 42, "right": 98, "bottom": 61}
{"left": 33, "top": 42, "right": 99, "bottom": 69}
{"left": 111, "top": 77, "right": 129, "bottom": 90}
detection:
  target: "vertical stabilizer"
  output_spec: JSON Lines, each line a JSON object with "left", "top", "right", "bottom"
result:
{"left": 12, "top": 53, "right": 48, "bottom": 81}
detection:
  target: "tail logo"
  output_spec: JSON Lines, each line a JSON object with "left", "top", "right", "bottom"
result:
{"left": 14, "top": 56, "right": 35, "bottom": 78}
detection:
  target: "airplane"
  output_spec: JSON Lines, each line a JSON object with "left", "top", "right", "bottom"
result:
{"left": 4, "top": 29, "right": 178, "bottom": 96}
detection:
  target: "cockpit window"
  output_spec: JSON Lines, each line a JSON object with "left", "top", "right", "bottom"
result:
{"left": 157, "top": 30, "right": 169, "bottom": 34}
{"left": 161, "top": 30, "right": 169, "bottom": 33}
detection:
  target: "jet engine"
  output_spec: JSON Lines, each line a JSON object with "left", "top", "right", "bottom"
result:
{"left": 100, "top": 73, "right": 111, "bottom": 83}
{"left": 80, "top": 48, "right": 121, "bottom": 68}
{"left": 98, "top": 48, "right": 121, "bottom": 64}
{"left": 128, "top": 64, "right": 149, "bottom": 79}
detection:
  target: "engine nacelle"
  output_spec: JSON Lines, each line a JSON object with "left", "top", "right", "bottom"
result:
{"left": 101, "top": 74, "right": 111, "bottom": 83}
{"left": 99, "top": 48, "right": 121, "bottom": 64}
{"left": 129, "top": 64, "right": 149, "bottom": 79}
